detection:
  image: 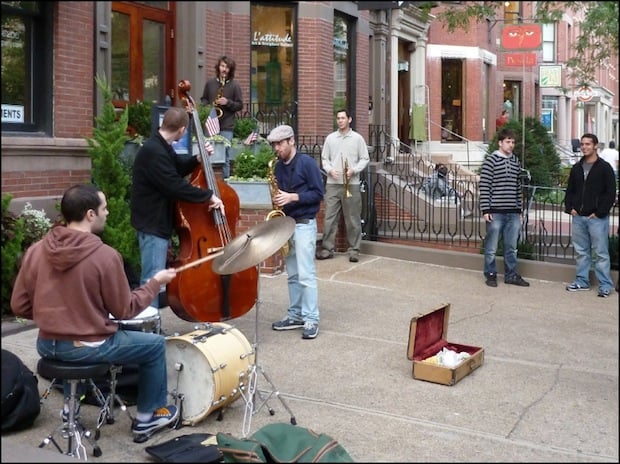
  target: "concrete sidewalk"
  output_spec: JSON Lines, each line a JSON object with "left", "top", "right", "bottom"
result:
{"left": 2, "top": 250, "right": 618, "bottom": 462}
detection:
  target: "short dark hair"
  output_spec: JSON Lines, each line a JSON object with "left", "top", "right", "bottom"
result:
{"left": 435, "top": 164, "right": 448, "bottom": 177}
{"left": 581, "top": 133, "right": 599, "bottom": 146}
{"left": 336, "top": 109, "right": 351, "bottom": 118}
{"left": 609, "top": 141, "right": 615, "bottom": 149}
{"left": 215, "top": 55, "right": 236, "bottom": 80}
{"left": 161, "top": 107, "right": 189, "bottom": 132}
{"left": 497, "top": 127, "right": 516, "bottom": 141}
{"left": 60, "top": 184, "right": 102, "bottom": 223}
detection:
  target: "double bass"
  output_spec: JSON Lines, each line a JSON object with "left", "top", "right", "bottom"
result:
{"left": 166, "top": 79, "right": 258, "bottom": 322}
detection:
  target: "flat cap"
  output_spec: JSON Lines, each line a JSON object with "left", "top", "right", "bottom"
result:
{"left": 267, "top": 125, "right": 295, "bottom": 142}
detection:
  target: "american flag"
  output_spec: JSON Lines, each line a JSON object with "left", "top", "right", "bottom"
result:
{"left": 204, "top": 107, "right": 220, "bottom": 137}
{"left": 243, "top": 127, "right": 259, "bottom": 145}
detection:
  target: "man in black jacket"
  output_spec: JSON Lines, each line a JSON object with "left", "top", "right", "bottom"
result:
{"left": 564, "top": 133, "right": 616, "bottom": 298}
{"left": 130, "top": 106, "right": 224, "bottom": 308}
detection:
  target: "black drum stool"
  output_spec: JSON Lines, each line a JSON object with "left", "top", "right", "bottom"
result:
{"left": 37, "top": 358, "right": 133, "bottom": 459}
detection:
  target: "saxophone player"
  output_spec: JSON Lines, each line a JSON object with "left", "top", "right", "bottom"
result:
{"left": 318, "top": 109, "right": 370, "bottom": 263}
{"left": 267, "top": 125, "right": 325, "bottom": 340}
{"left": 200, "top": 55, "right": 243, "bottom": 179}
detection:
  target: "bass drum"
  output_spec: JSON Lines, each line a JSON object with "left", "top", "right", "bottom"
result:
{"left": 165, "top": 323, "right": 254, "bottom": 425}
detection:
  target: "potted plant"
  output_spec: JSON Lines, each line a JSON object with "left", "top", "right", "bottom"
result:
{"left": 226, "top": 143, "right": 274, "bottom": 206}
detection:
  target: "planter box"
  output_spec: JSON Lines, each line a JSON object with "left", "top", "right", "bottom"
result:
{"left": 226, "top": 179, "right": 271, "bottom": 207}
{"left": 194, "top": 142, "right": 226, "bottom": 164}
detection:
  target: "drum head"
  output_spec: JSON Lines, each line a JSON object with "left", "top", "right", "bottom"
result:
{"left": 110, "top": 306, "right": 159, "bottom": 325}
{"left": 165, "top": 323, "right": 254, "bottom": 425}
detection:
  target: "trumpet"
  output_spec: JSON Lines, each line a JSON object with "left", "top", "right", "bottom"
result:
{"left": 343, "top": 158, "right": 352, "bottom": 198}
{"left": 213, "top": 79, "right": 224, "bottom": 118}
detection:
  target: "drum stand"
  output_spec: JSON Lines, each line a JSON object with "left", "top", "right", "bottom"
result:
{"left": 240, "top": 263, "right": 296, "bottom": 438}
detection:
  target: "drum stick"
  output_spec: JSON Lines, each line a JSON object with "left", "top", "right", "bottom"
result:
{"left": 175, "top": 250, "right": 224, "bottom": 273}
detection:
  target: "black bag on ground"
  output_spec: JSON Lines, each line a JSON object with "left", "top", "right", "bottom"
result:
{"left": 145, "top": 432, "right": 223, "bottom": 463}
{"left": 1, "top": 349, "right": 41, "bottom": 433}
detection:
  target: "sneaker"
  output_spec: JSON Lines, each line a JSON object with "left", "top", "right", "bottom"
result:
{"left": 566, "top": 282, "right": 590, "bottom": 292}
{"left": 132, "top": 405, "right": 179, "bottom": 442}
{"left": 598, "top": 289, "right": 611, "bottom": 298}
{"left": 316, "top": 249, "right": 333, "bottom": 260}
{"left": 505, "top": 274, "right": 530, "bottom": 287}
{"left": 272, "top": 317, "right": 304, "bottom": 331}
{"left": 349, "top": 252, "right": 359, "bottom": 263}
{"left": 302, "top": 322, "right": 319, "bottom": 339}
{"left": 485, "top": 273, "right": 497, "bottom": 287}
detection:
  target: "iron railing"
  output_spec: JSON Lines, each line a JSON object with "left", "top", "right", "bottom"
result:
{"left": 235, "top": 107, "right": 618, "bottom": 268}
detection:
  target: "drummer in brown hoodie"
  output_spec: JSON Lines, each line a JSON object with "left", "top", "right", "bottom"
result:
{"left": 11, "top": 183, "right": 180, "bottom": 442}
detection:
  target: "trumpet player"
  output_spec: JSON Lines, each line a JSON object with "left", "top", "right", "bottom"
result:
{"left": 318, "top": 109, "right": 370, "bottom": 263}
{"left": 200, "top": 55, "right": 243, "bottom": 179}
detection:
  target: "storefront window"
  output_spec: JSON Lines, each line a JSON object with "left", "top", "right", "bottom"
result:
{"left": 1, "top": 1, "right": 52, "bottom": 132}
{"left": 250, "top": 3, "right": 296, "bottom": 133}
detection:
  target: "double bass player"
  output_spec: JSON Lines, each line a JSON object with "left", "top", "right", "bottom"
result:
{"left": 131, "top": 106, "right": 224, "bottom": 309}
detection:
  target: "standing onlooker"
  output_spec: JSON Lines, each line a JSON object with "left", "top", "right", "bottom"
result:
{"left": 599, "top": 141, "right": 619, "bottom": 180}
{"left": 495, "top": 109, "right": 509, "bottom": 131}
{"left": 317, "top": 109, "right": 370, "bottom": 263}
{"left": 11, "top": 184, "right": 180, "bottom": 442}
{"left": 200, "top": 55, "right": 243, "bottom": 179}
{"left": 479, "top": 127, "right": 530, "bottom": 288}
{"left": 267, "top": 125, "right": 325, "bottom": 339}
{"left": 131, "top": 107, "right": 224, "bottom": 308}
{"left": 564, "top": 133, "right": 616, "bottom": 298}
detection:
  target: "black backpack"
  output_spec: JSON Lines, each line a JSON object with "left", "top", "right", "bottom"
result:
{"left": 1, "top": 349, "right": 41, "bottom": 433}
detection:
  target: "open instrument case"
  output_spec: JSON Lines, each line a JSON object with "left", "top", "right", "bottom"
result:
{"left": 407, "top": 303, "right": 484, "bottom": 386}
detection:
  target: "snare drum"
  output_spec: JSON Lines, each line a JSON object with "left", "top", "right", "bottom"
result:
{"left": 110, "top": 306, "right": 161, "bottom": 334}
{"left": 166, "top": 323, "right": 254, "bottom": 425}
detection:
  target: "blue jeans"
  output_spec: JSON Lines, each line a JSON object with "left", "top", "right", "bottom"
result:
{"left": 37, "top": 331, "right": 168, "bottom": 415}
{"left": 483, "top": 212, "right": 522, "bottom": 279}
{"left": 285, "top": 219, "right": 319, "bottom": 324}
{"left": 221, "top": 130, "right": 233, "bottom": 179}
{"left": 571, "top": 215, "right": 614, "bottom": 292}
{"left": 138, "top": 231, "right": 169, "bottom": 308}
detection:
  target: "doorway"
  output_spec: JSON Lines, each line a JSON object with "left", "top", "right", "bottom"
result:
{"left": 111, "top": 2, "right": 175, "bottom": 106}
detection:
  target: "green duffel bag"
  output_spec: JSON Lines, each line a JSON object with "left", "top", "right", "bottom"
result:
{"left": 216, "top": 423, "right": 355, "bottom": 463}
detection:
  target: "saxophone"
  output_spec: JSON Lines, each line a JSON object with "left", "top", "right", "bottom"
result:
{"left": 266, "top": 156, "right": 289, "bottom": 257}
{"left": 213, "top": 78, "right": 224, "bottom": 118}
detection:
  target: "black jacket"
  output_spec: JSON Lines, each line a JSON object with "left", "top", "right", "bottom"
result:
{"left": 564, "top": 156, "right": 616, "bottom": 218}
{"left": 131, "top": 132, "right": 213, "bottom": 239}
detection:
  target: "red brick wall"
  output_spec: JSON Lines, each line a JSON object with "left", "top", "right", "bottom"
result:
{"left": 54, "top": 2, "right": 95, "bottom": 139}
{"left": 2, "top": 169, "right": 91, "bottom": 198}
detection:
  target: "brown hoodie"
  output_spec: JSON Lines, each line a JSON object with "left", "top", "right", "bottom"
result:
{"left": 10, "top": 226, "right": 160, "bottom": 342}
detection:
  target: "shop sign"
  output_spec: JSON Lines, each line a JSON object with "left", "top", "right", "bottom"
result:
{"left": 252, "top": 31, "right": 293, "bottom": 47}
{"left": 504, "top": 53, "right": 537, "bottom": 67}
{"left": 575, "top": 86, "right": 593, "bottom": 102}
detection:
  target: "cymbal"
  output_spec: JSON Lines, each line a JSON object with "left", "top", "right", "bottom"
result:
{"left": 212, "top": 216, "right": 295, "bottom": 274}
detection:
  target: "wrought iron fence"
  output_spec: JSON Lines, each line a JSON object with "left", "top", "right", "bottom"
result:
{"left": 360, "top": 165, "right": 619, "bottom": 268}
{"left": 235, "top": 107, "right": 618, "bottom": 269}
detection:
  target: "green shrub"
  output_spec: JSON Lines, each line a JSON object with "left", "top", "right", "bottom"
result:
{"left": 233, "top": 117, "right": 257, "bottom": 139}
{"left": 231, "top": 144, "right": 274, "bottom": 180}
{"left": 487, "top": 117, "right": 561, "bottom": 187}
{"left": 1, "top": 194, "right": 23, "bottom": 315}
{"left": 127, "top": 100, "right": 154, "bottom": 141}
{"left": 86, "top": 75, "right": 140, "bottom": 272}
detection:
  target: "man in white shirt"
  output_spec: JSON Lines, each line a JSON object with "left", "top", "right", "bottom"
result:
{"left": 599, "top": 141, "right": 619, "bottom": 179}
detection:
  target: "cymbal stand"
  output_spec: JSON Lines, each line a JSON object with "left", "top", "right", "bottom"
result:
{"left": 240, "top": 263, "right": 296, "bottom": 438}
